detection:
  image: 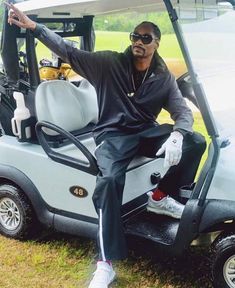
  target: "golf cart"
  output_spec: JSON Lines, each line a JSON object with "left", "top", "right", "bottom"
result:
{"left": 1, "top": 0, "right": 235, "bottom": 287}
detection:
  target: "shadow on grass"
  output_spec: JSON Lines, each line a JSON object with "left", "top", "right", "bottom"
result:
{"left": 125, "top": 236, "right": 212, "bottom": 288}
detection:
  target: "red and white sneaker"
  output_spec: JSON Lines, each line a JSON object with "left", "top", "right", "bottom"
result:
{"left": 147, "top": 192, "right": 184, "bottom": 219}
{"left": 88, "top": 261, "right": 116, "bottom": 288}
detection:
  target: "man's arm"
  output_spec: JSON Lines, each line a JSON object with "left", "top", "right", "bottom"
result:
{"left": 33, "top": 24, "right": 102, "bottom": 85}
{"left": 155, "top": 73, "right": 194, "bottom": 168}
{"left": 6, "top": 2, "right": 102, "bottom": 85}
{"left": 164, "top": 73, "right": 194, "bottom": 135}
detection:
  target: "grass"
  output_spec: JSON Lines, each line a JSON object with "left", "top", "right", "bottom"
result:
{"left": 0, "top": 233, "right": 212, "bottom": 288}
{"left": 36, "top": 31, "right": 183, "bottom": 60}
{"left": 1, "top": 31, "right": 210, "bottom": 288}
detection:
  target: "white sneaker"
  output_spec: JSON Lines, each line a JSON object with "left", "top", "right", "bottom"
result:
{"left": 88, "top": 261, "right": 116, "bottom": 288}
{"left": 146, "top": 192, "right": 184, "bottom": 219}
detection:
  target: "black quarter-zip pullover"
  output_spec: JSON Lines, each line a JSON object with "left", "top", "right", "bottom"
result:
{"left": 34, "top": 24, "right": 193, "bottom": 139}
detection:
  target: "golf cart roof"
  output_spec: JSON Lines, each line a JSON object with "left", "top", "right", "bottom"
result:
{"left": 15, "top": 0, "right": 175, "bottom": 18}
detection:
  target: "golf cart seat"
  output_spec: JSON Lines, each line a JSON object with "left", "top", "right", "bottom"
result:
{"left": 36, "top": 79, "right": 98, "bottom": 136}
{"left": 35, "top": 79, "right": 99, "bottom": 175}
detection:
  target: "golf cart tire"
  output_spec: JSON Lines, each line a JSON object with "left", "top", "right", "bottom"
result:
{"left": 0, "top": 184, "right": 37, "bottom": 239}
{"left": 211, "top": 233, "right": 235, "bottom": 288}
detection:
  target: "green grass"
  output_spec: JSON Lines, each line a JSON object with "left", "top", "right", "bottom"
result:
{"left": 36, "top": 31, "right": 183, "bottom": 60}
{"left": 0, "top": 233, "right": 212, "bottom": 288}
{"left": 95, "top": 31, "right": 183, "bottom": 58}
{"left": 1, "top": 30, "right": 210, "bottom": 288}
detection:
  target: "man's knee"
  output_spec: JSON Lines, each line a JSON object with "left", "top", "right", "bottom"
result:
{"left": 92, "top": 172, "right": 125, "bottom": 204}
{"left": 102, "top": 173, "right": 125, "bottom": 184}
{"left": 192, "top": 132, "right": 207, "bottom": 152}
{"left": 185, "top": 132, "right": 207, "bottom": 154}
{"left": 95, "top": 172, "right": 126, "bottom": 194}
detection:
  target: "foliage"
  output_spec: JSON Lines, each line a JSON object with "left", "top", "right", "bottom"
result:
{"left": 0, "top": 0, "right": 4, "bottom": 31}
{"left": 94, "top": 12, "right": 174, "bottom": 34}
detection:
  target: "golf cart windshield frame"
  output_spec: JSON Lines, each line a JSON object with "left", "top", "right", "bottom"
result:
{"left": 163, "top": 0, "right": 235, "bottom": 206}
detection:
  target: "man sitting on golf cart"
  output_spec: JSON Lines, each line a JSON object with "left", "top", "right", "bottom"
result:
{"left": 7, "top": 3, "right": 206, "bottom": 288}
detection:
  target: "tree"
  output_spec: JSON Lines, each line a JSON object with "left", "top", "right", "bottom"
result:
{"left": 94, "top": 12, "right": 173, "bottom": 35}
{"left": 0, "top": 0, "right": 4, "bottom": 31}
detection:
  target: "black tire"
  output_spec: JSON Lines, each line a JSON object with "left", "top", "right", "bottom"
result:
{"left": 0, "top": 184, "right": 36, "bottom": 239}
{"left": 211, "top": 233, "right": 235, "bottom": 288}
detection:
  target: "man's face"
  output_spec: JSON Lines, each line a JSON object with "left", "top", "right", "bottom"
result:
{"left": 131, "top": 24, "right": 159, "bottom": 59}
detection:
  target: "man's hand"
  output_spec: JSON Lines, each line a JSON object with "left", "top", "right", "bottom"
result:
{"left": 5, "top": 2, "right": 36, "bottom": 30}
{"left": 156, "top": 131, "right": 183, "bottom": 168}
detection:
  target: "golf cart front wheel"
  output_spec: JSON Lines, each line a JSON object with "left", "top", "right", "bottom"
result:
{"left": 211, "top": 233, "right": 235, "bottom": 288}
{"left": 0, "top": 184, "right": 36, "bottom": 239}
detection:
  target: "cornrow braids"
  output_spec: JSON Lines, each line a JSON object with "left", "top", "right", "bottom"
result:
{"left": 134, "top": 21, "right": 161, "bottom": 40}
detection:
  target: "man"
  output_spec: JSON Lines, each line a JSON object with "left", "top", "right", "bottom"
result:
{"left": 7, "top": 3, "right": 206, "bottom": 288}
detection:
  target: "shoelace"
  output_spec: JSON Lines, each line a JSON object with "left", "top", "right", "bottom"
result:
{"left": 165, "top": 197, "right": 181, "bottom": 212}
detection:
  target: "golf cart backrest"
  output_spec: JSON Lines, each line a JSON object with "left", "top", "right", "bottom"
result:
{"left": 35, "top": 79, "right": 98, "bottom": 136}
{"left": 35, "top": 79, "right": 99, "bottom": 174}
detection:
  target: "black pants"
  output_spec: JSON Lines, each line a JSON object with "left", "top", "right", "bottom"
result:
{"left": 92, "top": 124, "right": 206, "bottom": 260}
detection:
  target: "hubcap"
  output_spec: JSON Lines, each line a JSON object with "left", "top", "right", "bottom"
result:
{"left": 223, "top": 255, "right": 235, "bottom": 287}
{"left": 0, "top": 197, "right": 21, "bottom": 230}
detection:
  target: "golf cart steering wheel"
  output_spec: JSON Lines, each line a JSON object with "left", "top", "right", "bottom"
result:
{"left": 177, "top": 73, "right": 198, "bottom": 108}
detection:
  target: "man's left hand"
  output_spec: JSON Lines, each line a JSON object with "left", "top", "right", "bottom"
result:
{"left": 156, "top": 131, "right": 183, "bottom": 168}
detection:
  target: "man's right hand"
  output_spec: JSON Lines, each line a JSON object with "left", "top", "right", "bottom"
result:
{"left": 5, "top": 2, "right": 36, "bottom": 31}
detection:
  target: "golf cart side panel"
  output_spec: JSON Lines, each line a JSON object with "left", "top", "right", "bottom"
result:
{"left": 0, "top": 135, "right": 164, "bottom": 218}
{"left": 206, "top": 138, "right": 235, "bottom": 201}
{"left": 123, "top": 158, "right": 167, "bottom": 204}
{"left": 0, "top": 160, "right": 99, "bottom": 238}
{"left": 0, "top": 162, "right": 54, "bottom": 227}
{"left": 199, "top": 200, "right": 235, "bottom": 233}
{"left": 0, "top": 135, "right": 98, "bottom": 218}
{"left": 54, "top": 213, "right": 98, "bottom": 239}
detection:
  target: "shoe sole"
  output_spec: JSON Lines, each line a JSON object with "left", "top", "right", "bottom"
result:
{"left": 146, "top": 206, "right": 181, "bottom": 219}
{"left": 88, "top": 271, "right": 116, "bottom": 288}
{"left": 108, "top": 272, "right": 116, "bottom": 286}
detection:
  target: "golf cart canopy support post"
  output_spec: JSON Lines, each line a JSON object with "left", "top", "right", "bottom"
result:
{"left": 163, "top": 0, "right": 219, "bottom": 138}
{"left": 26, "top": 16, "right": 40, "bottom": 90}
{"left": 163, "top": 0, "right": 221, "bottom": 207}
{"left": 0, "top": 8, "right": 20, "bottom": 83}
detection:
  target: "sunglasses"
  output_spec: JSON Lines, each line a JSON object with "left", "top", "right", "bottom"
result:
{"left": 129, "top": 32, "right": 157, "bottom": 45}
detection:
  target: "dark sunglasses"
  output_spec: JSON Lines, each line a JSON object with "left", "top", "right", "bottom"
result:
{"left": 129, "top": 32, "right": 157, "bottom": 45}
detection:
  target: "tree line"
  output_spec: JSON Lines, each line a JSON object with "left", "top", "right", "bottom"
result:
{"left": 0, "top": 1, "right": 4, "bottom": 30}
{"left": 94, "top": 12, "right": 173, "bottom": 34}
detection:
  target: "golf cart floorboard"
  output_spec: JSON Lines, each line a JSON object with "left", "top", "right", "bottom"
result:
{"left": 124, "top": 211, "right": 180, "bottom": 245}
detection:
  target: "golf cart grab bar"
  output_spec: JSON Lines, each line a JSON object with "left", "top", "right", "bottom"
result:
{"left": 35, "top": 121, "right": 98, "bottom": 176}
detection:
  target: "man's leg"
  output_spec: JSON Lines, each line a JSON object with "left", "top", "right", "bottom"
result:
{"left": 138, "top": 124, "right": 206, "bottom": 218}
{"left": 89, "top": 133, "right": 140, "bottom": 288}
{"left": 93, "top": 133, "right": 140, "bottom": 260}
{"left": 157, "top": 132, "right": 207, "bottom": 199}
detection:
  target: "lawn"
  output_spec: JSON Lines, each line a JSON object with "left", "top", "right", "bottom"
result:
{"left": 1, "top": 31, "right": 210, "bottom": 288}
{"left": 36, "top": 31, "right": 183, "bottom": 60}
{"left": 0, "top": 233, "right": 212, "bottom": 288}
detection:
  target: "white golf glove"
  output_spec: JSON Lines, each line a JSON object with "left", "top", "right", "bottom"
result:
{"left": 156, "top": 131, "right": 183, "bottom": 168}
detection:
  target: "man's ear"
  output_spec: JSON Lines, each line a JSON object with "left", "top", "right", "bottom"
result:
{"left": 155, "top": 39, "right": 160, "bottom": 49}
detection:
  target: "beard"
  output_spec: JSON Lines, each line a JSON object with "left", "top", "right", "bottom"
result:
{"left": 132, "top": 45, "right": 146, "bottom": 58}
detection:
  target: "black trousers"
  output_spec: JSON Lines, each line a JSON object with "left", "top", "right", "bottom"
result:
{"left": 92, "top": 124, "right": 206, "bottom": 260}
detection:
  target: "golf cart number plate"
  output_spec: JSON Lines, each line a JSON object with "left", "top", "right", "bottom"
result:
{"left": 69, "top": 186, "right": 88, "bottom": 198}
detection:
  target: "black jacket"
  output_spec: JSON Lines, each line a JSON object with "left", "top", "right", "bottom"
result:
{"left": 34, "top": 24, "right": 193, "bottom": 139}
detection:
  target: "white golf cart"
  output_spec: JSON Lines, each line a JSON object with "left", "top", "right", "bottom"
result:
{"left": 1, "top": 1, "right": 235, "bottom": 287}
